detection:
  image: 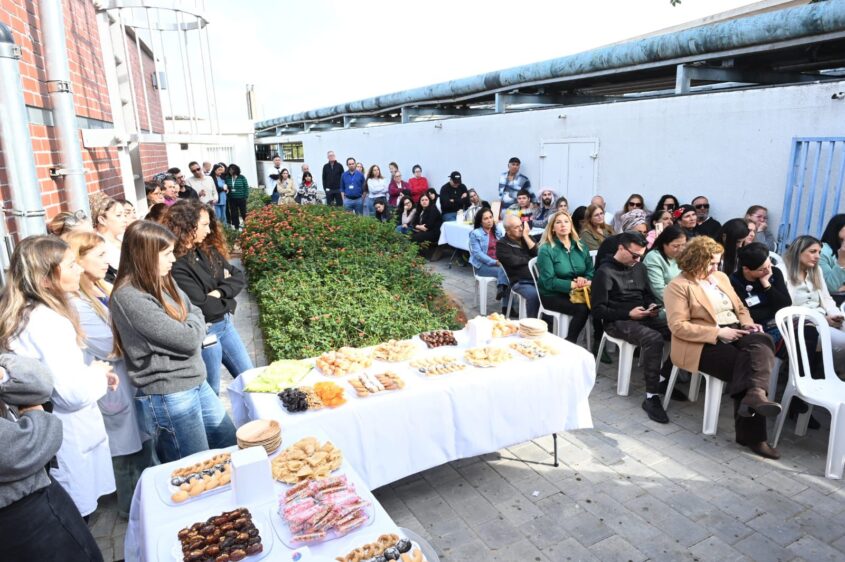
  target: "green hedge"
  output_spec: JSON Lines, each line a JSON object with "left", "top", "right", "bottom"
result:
{"left": 241, "top": 205, "right": 461, "bottom": 360}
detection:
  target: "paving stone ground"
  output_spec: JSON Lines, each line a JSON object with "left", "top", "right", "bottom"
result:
{"left": 90, "top": 255, "right": 845, "bottom": 561}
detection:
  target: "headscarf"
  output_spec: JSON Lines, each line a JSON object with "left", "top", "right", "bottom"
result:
{"left": 620, "top": 209, "right": 647, "bottom": 232}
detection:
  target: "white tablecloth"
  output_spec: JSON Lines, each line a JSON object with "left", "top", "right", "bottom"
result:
{"left": 125, "top": 427, "right": 400, "bottom": 562}
{"left": 437, "top": 221, "right": 473, "bottom": 251}
{"left": 228, "top": 331, "right": 595, "bottom": 490}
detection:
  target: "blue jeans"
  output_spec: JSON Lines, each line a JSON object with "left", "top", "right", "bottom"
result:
{"left": 343, "top": 198, "right": 364, "bottom": 215}
{"left": 510, "top": 280, "right": 541, "bottom": 319}
{"left": 214, "top": 204, "right": 227, "bottom": 223}
{"left": 201, "top": 314, "right": 255, "bottom": 395}
{"left": 441, "top": 212, "right": 457, "bottom": 222}
{"left": 396, "top": 225, "right": 412, "bottom": 235}
{"left": 474, "top": 263, "right": 509, "bottom": 287}
{"left": 135, "top": 382, "right": 236, "bottom": 463}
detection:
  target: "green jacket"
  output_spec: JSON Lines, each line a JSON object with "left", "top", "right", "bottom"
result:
{"left": 643, "top": 249, "right": 681, "bottom": 319}
{"left": 537, "top": 238, "right": 594, "bottom": 296}
{"left": 820, "top": 244, "right": 845, "bottom": 293}
{"left": 226, "top": 175, "right": 250, "bottom": 199}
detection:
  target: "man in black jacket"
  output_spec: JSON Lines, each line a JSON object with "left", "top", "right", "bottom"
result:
{"left": 592, "top": 232, "right": 675, "bottom": 423}
{"left": 692, "top": 195, "right": 722, "bottom": 239}
{"left": 322, "top": 150, "right": 344, "bottom": 207}
{"left": 497, "top": 215, "right": 540, "bottom": 319}
{"left": 439, "top": 171, "right": 469, "bottom": 221}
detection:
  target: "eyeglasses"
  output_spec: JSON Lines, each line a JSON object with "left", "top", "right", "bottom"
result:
{"left": 695, "top": 203, "right": 710, "bottom": 210}
{"left": 627, "top": 201, "right": 643, "bottom": 208}
{"left": 622, "top": 246, "right": 644, "bottom": 261}
{"left": 190, "top": 167, "right": 200, "bottom": 173}
{"left": 663, "top": 204, "right": 676, "bottom": 210}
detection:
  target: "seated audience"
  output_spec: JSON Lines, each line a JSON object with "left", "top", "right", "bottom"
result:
{"left": 164, "top": 201, "right": 254, "bottom": 396}
{"left": 439, "top": 171, "right": 469, "bottom": 222}
{"left": 464, "top": 189, "right": 489, "bottom": 224}
{"left": 532, "top": 189, "right": 557, "bottom": 229}
{"left": 410, "top": 192, "right": 442, "bottom": 250}
{"left": 611, "top": 193, "right": 648, "bottom": 232}
{"left": 570, "top": 206, "right": 587, "bottom": 234}
{"left": 48, "top": 210, "right": 92, "bottom": 237}
{"left": 716, "top": 218, "right": 750, "bottom": 275}
{"left": 665, "top": 236, "right": 782, "bottom": 458}
{"left": 395, "top": 196, "right": 417, "bottom": 234}
{"left": 0, "top": 236, "right": 118, "bottom": 517}
{"left": 366, "top": 165, "right": 389, "bottom": 216}
{"left": 579, "top": 203, "right": 616, "bottom": 251}
{"left": 65, "top": 231, "right": 152, "bottom": 518}
{"left": 536, "top": 211, "right": 593, "bottom": 343}
{"left": 408, "top": 164, "right": 429, "bottom": 204}
{"left": 297, "top": 171, "right": 320, "bottom": 205}
{"left": 373, "top": 199, "right": 391, "bottom": 223}
{"left": 469, "top": 208, "right": 509, "bottom": 300}
{"left": 673, "top": 204, "right": 698, "bottom": 238}
{"left": 643, "top": 225, "right": 687, "bottom": 319}
{"left": 92, "top": 197, "right": 127, "bottom": 286}
{"left": 505, "top": 188, "right": 536, "bottom": 226}
{"left": 654, "top": 194, "right": 680, "bottom": 214}
{"left": 744, "top": 219, "right": 757, "bottom": 246}
{"left": 554, "top": 196, "right": 569, "bottom": 214}
{"left": 498, "top": 214, "right": 542, "bottom": 319}
{"left": 646, "top": 209, "right": 674, "bottom": 248}
{"left": 619, "top": 209, "right": 648, "bottom": 236}
{"left": 0, "top": 353, "right": 104, "bottom": 560}
{"left": 425, "top": 188, "right": 438, "bottom": 207}
{"left": 592, "top": 232, "right": 675, "bottom": 423}
{"left": 590, "top": 195, "right": 613, "bottom": 225}
{"left": 745, "top": 205, "right": 775, "bottom": 251}
{"left": 692, "top": 195, "right": 722, "bottom": 239}
{"left": 819, "top": 214, "right": 845, "bottom": 293}
{"left": 388, "top": 170, "right": 409, "bottom": 208}
{"left": 110, "top": 221, "right": 237, "bottom": 462}
{"left": 783, "top": 235, "right": 845, "bottom": 369}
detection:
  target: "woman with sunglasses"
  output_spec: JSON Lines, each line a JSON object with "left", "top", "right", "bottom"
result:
{"left": 654, "top": 194, "right": 680, "bottom": 214}
{"left": 611, "top": 194, "right": 649, "bottom": 233}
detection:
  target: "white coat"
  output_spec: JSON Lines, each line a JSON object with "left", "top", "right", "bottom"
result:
{"left": 10, "top": 305, "right": 116, "bottom": 516}
{"left": 73, "top": 297, "right": 144, "bottom": 457}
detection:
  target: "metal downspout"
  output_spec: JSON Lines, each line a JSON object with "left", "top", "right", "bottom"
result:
{"left": 39, "top": 0, "right": 90, "bottom": 216}
{"left": 0, "top": 21, "right": 46, "bottom": 239}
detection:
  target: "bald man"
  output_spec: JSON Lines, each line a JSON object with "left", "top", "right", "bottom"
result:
{"left": 497, "top": 214, "right": 542, "bottom": 319}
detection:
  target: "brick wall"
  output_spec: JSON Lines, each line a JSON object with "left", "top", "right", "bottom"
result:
{"left": 139, "top": 142, "right": 169, "bottom": 180}
{"left": 126, "top": 31, "right": 164, "bottom": 134}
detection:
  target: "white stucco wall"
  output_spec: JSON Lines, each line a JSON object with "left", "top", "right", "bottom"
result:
{"left": 258, "top": 80, "right": 845, "bottom": 227}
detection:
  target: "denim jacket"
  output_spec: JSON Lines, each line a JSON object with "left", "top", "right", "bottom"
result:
{"left": 469, "top": 227, "right": 500, "bottom": 269}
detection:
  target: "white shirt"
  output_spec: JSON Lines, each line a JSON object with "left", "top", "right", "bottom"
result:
{"left": 786, "top": 274, "right": 839, "bottom": 316}
{"left": 267, "top": 166, "right": 282, "bottom": 196}
{"left": 367, "top": 178, "right": 389, "bottom": 199}
{"left": 186, "top": 175, "right": 217, "bottom": 205}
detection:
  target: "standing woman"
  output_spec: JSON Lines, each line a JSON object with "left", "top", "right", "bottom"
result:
{"left": 92, "top": 197, "right": 127, "bottom": 283}
{"left": 212, "top": 163, "right": 228, "bottom": 224}
{"left": 110, "top": 221, "right": 237, "bottom": 462}
{"left": 226, "top": 163, "right": 250, "bottom": 230}
{"left": 579, "top": 203, "right": 616, "bottom": 251}
{"left": 664, "top": 236, "right": 782, "bottom": 459}
{"left": 276, "top": 168, "right": 297, "bottom": 205}
{"left": 0, "top": 236, "right": 118, "bottom": 517}
{"left": 65, "top": 231, "right": 152, "bottom": 518}
{"left": 366, "top": 164, "right": 389, "bottom": 216}
{"left": 297, "top": 171, "right": 320, "bottom": 204}
{"left": 408, "top": 164, "right": 429, "bottom": 204}
{"left": 388, "top": 169, "right": 409, "bottom": 209}
{"left": 164, "top": 200, "right": 253, "bottom": 395}
{"left": 536, "top": 211, "right": 594, "bottom": 342}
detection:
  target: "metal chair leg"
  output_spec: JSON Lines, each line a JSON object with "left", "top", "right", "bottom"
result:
{"left": 552, "top": 432, "right": 559, "bottom": 467}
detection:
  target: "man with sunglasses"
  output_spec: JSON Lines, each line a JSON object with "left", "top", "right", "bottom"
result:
{"left": 185, "top": 161, "right": 217, "bottom": 205}
{"left": 592, "top": 232, "right": 677, "bottom": 424}
{"left": 691, "top": 195, "right": 722, "bottom": 239}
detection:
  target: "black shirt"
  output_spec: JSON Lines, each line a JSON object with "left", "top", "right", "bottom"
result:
{"left": 439, "top": 182, "right": 469, "bottom": 215}
{"left": 322, "top": 161, "right": 344, "bottom": 191}
{"left": 497, "top": 236, "right": 538, "bottom": 284}
{"left": 729, "top": 267, "right": 791, "bottom": 328}
{"left": 172, "top": 247, "right": 246, "bottom": 323}
{"left": 592, "top": 259, "right": 657, "bottom": 323}
{"left": 694, "top": 217, "right": 722, "bottom": 240}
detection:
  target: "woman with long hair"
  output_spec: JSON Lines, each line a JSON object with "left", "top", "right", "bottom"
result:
{"left": 110, "top": 221, "right": 236, "bottom": 462}
{"left": 211, "top": 163, "right": 228, "bottom": 224}
{"left": 665, "top": 236, "right": 782, "bottom": 459}
{"left": 163, "top": 200, "right": 253, "bottom": 395}
{"left": 0, "top": 235, "right": 118, "bottom": 517}
{"left": 716, "top": 218, "right": 750, "bottom": 275}
{"left": 410, "top": 192, "right": 442, "bottom": 251}
{"left": 653, "top": 194, "right": 680, "bottom": 214}
{"left": 579, "top": 203, "right": 616, "bottom": 251}
{"left": 468, "top": 208, "right": 509, "bottom": 299}
{"left": 536, "top": 211, "right": 594, "bottom": 342}
{"left": 783, "top": 235, "right": 845, "bottom": 369}
{"left": 64, "top": 231, "right": 152, "bottom": 518}
{"left": 92, "top": 197, "right": 127, "bottom": 283}
{"left": 276, "top": 168, "right": 297, "bottom": 205}
{"left": 395, "top": 196, "right": 417, "bottom": 235}
{"left": 365, "top": 164, "right": 389, "bottom": 216}
{"left": 225, "top": 163, "right": 249, "bottom": 230}
{"left": 819, "top": 213, "right": 845, "bottom": 293}
{"left": 643, "top": 225, "right": 687, "bottom": 318}
{"left": 554, "top": 196, "right": 569, "bottom": 214}
{"left": 646, "top": 209, "right": 674, "bottom": 248}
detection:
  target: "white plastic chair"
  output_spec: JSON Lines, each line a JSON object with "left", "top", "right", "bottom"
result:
{"left": 663, "top": 366, "right": 724, "bottom": 435}
{"left": 772, "top": 307, "right": 845, "bottom": 479}
{"left": 502, "top": 269, "right": 527, "bottom": 320}
{"left": 528, "top": 257, "right": 573, "bottom": 339}
{"left": 594, "top": 332, "right": 638, "bottom": 396}
{"left": 472, "top": 269, "right": 498, "bottom": 316}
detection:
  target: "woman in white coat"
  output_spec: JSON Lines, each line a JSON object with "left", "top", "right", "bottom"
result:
{"left": 65, "top": 231, "right": 154, "bottom": 518}
{"left": 0, "top": 235, "right": 118, "bottom": 518}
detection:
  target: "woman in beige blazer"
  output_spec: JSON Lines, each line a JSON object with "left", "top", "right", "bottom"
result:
{"left": 664, "top": 236, "right": 782, "bottom": 459}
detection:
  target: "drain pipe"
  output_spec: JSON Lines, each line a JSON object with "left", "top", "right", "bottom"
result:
{"left": 39, "top": 0, "right": 89, "bottom": 217}
{"left": 0, "top": 21, "right": 46, "bottom": 238}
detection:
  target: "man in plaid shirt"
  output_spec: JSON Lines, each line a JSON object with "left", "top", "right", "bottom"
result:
{"left": 498, "top": 156, "right": 532, "bottom": 211}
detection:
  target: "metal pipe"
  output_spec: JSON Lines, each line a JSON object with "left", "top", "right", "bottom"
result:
{"left": 39, "top": 0, "right": 89, "bottom": 216}
{"left": 0, "top": 21, "right": 46, "bottom": 238}
{"left": 256, "top": 1, "right": 845, "bottom": 129}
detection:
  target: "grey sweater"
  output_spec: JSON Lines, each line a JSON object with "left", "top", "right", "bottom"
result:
{"left": 110, "top": 284, "right": 207, "bottom": 395}
{"left": 0, "top": 353, "right": 63, "bottom": 509}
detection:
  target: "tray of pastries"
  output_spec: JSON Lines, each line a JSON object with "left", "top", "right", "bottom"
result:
{"left": 464, "top": 346, "right": 512, "bottom": 368}
{"left": 372, "top": 339, "right": 417, "bottom": 362}
{"left": 418, "top": 330, "right": 457, "bottom": 348}
{"left": 316, "top": 347, "right": 373, "bottom": 377}
{"left": 487, "top": 313, "right": 519, "bottom": 338}
{"left": 348, "top": 372, "right": 405, "bottom": 397}
{"left": 336, "top": 533, "right": 429, "bottom": 562}
{"left": 409, "top": 355, "right": 466, "bottom": 376}
{"left": 509, "top": 339, "right": 560, "bottom": 360}
{"left": 271, "top": 437, "right": 343, "bottom": 484}
{"left": 163, "top": 452, "right": 232, "bottom": 505}
{"left": 172, "top": 507, "right": 268, "bottom": 561}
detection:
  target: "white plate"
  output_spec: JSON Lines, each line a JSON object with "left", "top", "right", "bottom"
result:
{"left": 155, "top": 450, "right": 232, "bottom": 507}
{"left": 159, "top": 507, "right": 274, "bottom": 562}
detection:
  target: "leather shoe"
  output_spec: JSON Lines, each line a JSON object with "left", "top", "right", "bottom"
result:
{"left": 495, "top": 285, "right": 506, "bottom": 301}
{"left": 658, "top": 378, "right": 687, "bottom": 402}
{"left": 738, "top": 388, "right": 782, "bottom": 418}
{"left": 642, "top": 396, "right": 669, "bottom": 424}
{"left": 747, "top": 441, "right": 781, "bottom": 460}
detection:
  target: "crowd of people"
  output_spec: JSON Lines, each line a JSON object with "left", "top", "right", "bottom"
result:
{"left": 2, "top": 179, "right": 256, "bottom": 560}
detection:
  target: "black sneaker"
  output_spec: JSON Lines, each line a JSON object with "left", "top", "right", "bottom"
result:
{"left": 642, "top": 396, "right": 669, "bottom": 424}
{"left": 658, "top": 378, "right": 687, "bottom": 402}
{"left": 495, "top": 285, "right": 506, "bottom": 301}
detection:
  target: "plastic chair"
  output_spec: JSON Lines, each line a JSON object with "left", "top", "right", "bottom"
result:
{"left": 502, "top": 269, "right": 527, "bottom": 320}
{"left": 772, "top": 307, "right": 845, "bottom": 479}
{"left": 594, "top": 332, "right": 638, "bottom": 396}
{"left": 528, "top": 257, "right": 573, "bottom": 339}
{"left": 472, "top": 269, "right": 498, "bottom": 316}
{"left": 663, "top": 366, "right": 724, "bottom": 435}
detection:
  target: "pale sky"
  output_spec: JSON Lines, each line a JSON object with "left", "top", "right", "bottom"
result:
{"left": 201, "top": 0, "right": 762, "bottom": 122}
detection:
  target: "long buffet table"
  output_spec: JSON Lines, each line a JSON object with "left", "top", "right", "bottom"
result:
{"left": 228, "top": 330, "right": 596, "bottom": 490}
